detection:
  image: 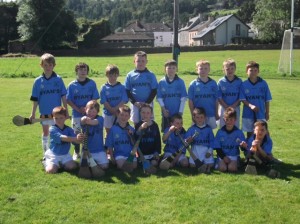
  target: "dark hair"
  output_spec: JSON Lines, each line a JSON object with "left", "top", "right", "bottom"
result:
{"left": 223, "top": 107, "right": 237, "bottom": 119}
{"left": 139, "top": 103, "right": 153, "bottom": 113}
{"left": 52, "top": 106, "right": 67, "bottom": 117}
{"left": 246, "top": 61, "right": 259, "bottom": 71}
{"left": 170, "top": 113, "right": 182, "bottom": 123}
{"left": 118, "top": 105, "right": 131, "bottom": 114}
{"left": 164, "top": 59, "right": 177, "bottom": 68}
{"left": 75, "top": 62, "right": 89, "bottom": 73}
{"left": 193, "top": 107, "right": 206, "bottom": 117}
{"left": 134, "top": 51, "right": 147, "bottom": 59}
{"left": 105, "top": 64, "right": 119, "bottom": 76}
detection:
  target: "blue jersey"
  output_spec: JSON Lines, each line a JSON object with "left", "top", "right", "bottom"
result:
{"left": 49, "top": 124, "right": 75, "bottom": 156}
{"left": 157, "top": 75, "right": 187, "bottom": 116}
{"left": 67, "top": 78, "right": 99, "bottom": 118}
{"left": 239, "top": 77, "right": 272, "bottom": 120}
{"left": 124, "top": 68, "right": 158, "bottom": 102}
{"left": 30, "top": 73, "right": 67, "bottom": 115}
{"left": 82, "top": 116, "right": 105, "bottom": 153}
{"left": 246, "top": 134, "right": 273, "bottom": 155}
{"left": 163, "top": 128, "right": 187, "bottom": 154}
{"left": 100, "top": 82, "right": 128, "bottom": 116}
{"left": 188, "top": 77, "right": 218, "bottom": 117}
{"left": 217, "top": 75, "right": 242, "bottom": 106}
{"left": 185, "top": 124, "right": 214, "bottom": 148}
{"left": 106, "top": 123, "right": 135, "bottom": 157}
{"left": 214, "top": 126, "right": 246, "bottom": 157}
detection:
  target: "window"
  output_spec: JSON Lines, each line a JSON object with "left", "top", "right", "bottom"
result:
{"left": 236, "top": 24, "right": 240, "bottom": 36}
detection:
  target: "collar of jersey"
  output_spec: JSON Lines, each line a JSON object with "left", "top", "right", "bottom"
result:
{"left": 134, "top": 68, "right": 149, "bottom": 73}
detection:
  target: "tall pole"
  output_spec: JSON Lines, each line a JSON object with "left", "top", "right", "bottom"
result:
{"left": 290, "top": 0, "right": 294, "bottom": 76}
{"left": 172, "top": 0, "right": 180, "bottom": 63}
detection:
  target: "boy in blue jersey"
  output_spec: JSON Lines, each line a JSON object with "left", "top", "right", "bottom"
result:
{"left": 162, "top": 114, "right": 189, "bottom": 168}
{"left": 44, "top": 106, "right": 83, "bottom": 174}
{"left": 81, "top": 100, "right": 109, "bottom": 170}
{"left": 135, "top": 104, "right": 161, "bottom": 167}
{"left": 217, "top": 59, "right": 242, "bottom": 128}
{"left": 157, "top": 59, "right": 187, "bottom": 131}
{"left": 188, "top": 60, "right": 219, "bottom": 129}
{"left": 246, "top": 121, "right": 280, "bottom": 177}
{"left": 29, "top": 53, "right": 69, "bottom": 156}
{"left": 67, "top": 62, "right": 100, "bottom": 160}
{"left": 185, "top": 107, "right": 214, "bottom": 173}
{"left": 214, "top": 107, "right": 247, "bottom": 173}
{"left": 100, "top": 64, "right": 128, "bottom": 135}
{"left": 125, "top": 51, "right": 158, "bottom": 125}
{"left": 106, "top": 105, "right": 137, "bottom": 171}
{"left": 240, "top": 61, "right": 272, "bottom": 138}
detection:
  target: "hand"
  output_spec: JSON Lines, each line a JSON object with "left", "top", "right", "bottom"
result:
{"left": 81, "top": 116, "right": 91, "bottom": 125}
{"left": 76, "top": 133, "right": 84, "bottom": 143}
{"left": 249, "top": 104, "right": 259, "bottom": 112}
{"left": 239, "top": 141, "right": 247, "bottom": 148}
{"left": 79, "top": 107, "right": 86, "bottom": 115}
{"left": 29, "top": 114, "right": 35, "bottom": 122}
{"left": 169, "top": 125, "right": 176, "bottom": 132}
{"left": 141, "top": 122, "right": 148, "bottom": 129}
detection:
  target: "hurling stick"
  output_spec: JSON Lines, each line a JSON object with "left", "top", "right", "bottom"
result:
{"left": 159, "top": 131, "right": 199, "bottom": 170}
{"left": 137, "top": 147, "right": 157, "bottom": 174}
{"left": 12, "top": 115, "right": 52, "bottom": 126}
{"left": 177, "top": 131, "right": 206, "bottom": 172}
{"left": 78, "top": 126, "right": 92, "bottom": 179}
{"left": 121, "top": 131, "right": 143, "bottom": 172}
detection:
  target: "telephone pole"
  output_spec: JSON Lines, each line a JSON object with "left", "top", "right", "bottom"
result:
{"left": 172, "top": 0, "right": 180, "bottom": 63}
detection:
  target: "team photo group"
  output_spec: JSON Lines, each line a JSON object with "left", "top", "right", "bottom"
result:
{"left": 26, "top": 50, "right": 281, "bottom": 179}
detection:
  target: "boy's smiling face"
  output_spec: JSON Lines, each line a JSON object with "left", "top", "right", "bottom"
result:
{"left": 134, "top": 56, "right": 147, "bottom": 71}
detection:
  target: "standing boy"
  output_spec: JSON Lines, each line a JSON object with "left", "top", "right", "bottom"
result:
{"left": 100, "top": 64, "right": 128, "bottom": 135}
{"left": 30, "top": 53, "right": 69, "bottom": 157}
{"left": 240, "top": 61, "right": 272, "bottom": 138}
{"left": 81, "top": 100, "right": 109, "bottom": 170}
{"left": 67, "top": 62, "right": 99, "bottom": 160}
{"left": 135, "top": 104, "right": 161, "bottom": 167}
{"left": 217, "top": 59, "right": 242, "bottom": 128}
{"left": 188, "top": 60, "right": 219, "bottom": 129}
{"left": 214, "top": 107, "right": 247, "bottom": 173}
{"left": 157, "top": 59, "right": 187, "bottom": 131}
{"left": 44, "top": 106, "right": 83, "bottom": 174}
{"left": 106, "top": 105, "right": 137, "bottom": 171}
{"left": 124, "top": 51, "right": 158, "bottom": 125}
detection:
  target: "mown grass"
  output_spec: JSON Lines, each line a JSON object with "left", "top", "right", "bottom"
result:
{"left": 0, "top": 52, "right": 300, "bottom": 223}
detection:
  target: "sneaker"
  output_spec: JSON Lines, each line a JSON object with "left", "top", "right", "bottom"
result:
{"left": 73, "top": 152, "right": 81, "bottom": 160}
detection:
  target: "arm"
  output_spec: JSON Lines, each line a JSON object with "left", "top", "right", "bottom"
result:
{"left": 162, "top": 126, "right": 176, "bottom": 142}
{"left": 215, "top": 100, "right": 220, "bottom": 120}
{"left": 61, "top": 95, "right": 70, "bottom": 118}
{"left": 242, "top": 100, "right": 259, "bottom": 112}
{"left": 126, "top": 89, "right": 136, "bottom": 105}
{"left": 188, "top": 99, "right": 194, "bottom": 117}
{"left": 61, "top": 133, "right": 83, "bottom": 144}
{"left": 265, "top": 101, "right": 270, "bottom": 121}
{"left": 145, "top": 89, "right": 157, "bottom": 104}
{"left": 218, "top": 98, "right": 228, "bottom": 108}
{"left": 178, "top": 97, "right": 187, "bottom": 115}
{"left": 81, "top": 116, "right": 99, "bottom": 126}
{"left": 67, "top": 100, "right": 84, "bottom": 115}
{"left": 30, "top": 101, "right": 38, "bottom": 121}
{"left": 108, "top": 147, "right": 115, "bottom": 164}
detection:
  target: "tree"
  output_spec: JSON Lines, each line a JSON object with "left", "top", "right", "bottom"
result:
{"left": 17, "top": 0, "right": 78, "bottom": 50}
{"left": 252, "top": 0, "right": 290, "bottom": 43}
{"left": 236, "top": 0, "right": 256, "bottom": 23}
{"left": 0, "top": 2, "right": 19, "bottom": 52}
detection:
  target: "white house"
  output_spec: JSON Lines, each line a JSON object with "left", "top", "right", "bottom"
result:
{"left": 193, "top": 14, "right": 250, "bottom": 46}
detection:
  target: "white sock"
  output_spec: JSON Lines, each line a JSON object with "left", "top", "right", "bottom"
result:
{"left": 42, "top": 136, "right": 49, "bottom": 152}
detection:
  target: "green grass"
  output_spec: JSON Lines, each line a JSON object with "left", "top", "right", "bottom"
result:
{"left": 1, "top": 52, "right": 300, "bottom": 223}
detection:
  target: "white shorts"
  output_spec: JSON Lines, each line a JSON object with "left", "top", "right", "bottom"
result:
{"left": 103, "top": 114, "right": 117, "bottom": 129}
{"left": 242, "top": 118, "right": 266, "bottom": 132}
{"left": 219, "top": 106, "right": 240, "bottom": 128}
{"left": 44, "top": 149, "right": 72, "bottom": 167}
{"left": 189, "top": 145, "right": 214, "bottom": 164}
{"left": 115, "top": 155, "right": 137, "bottom": 162}
{"left": 89, "top": 151, "right": 109, "bottom": 165}
{"left": 163, "top": 152, "right": 187, "bottom": 163}
{"left": 218, "top": 155, "right": 238, "bottom": 162}
{"left": 206, "top": 116, "right": 217, "bottom": 129}
{"left": 72, "top": 117, "right": 82, "bottom": 132}
{"left": 130, "top": 102, "right": 154, "bottom": 123}
{"left": 41, "top": 119, "right": 55, "bottom": 126}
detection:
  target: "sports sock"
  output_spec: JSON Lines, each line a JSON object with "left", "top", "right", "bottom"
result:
{"left": 42, "top": 136, "right": 49, "bottom": 153}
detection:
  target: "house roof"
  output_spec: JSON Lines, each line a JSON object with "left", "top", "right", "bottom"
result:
{"left": 179, "top": 16, "right": 201, "bottom": 32}
{"left": 124, "top": 21, "right": 172, "bottom": 32}
{"left": 193, "top": 14, "right": 250, "bottom": 39}
{"left": 101, "top": 32, "right": 154, "bottom": 41}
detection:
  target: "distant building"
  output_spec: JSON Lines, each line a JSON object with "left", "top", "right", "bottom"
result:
{"left": 99, "top": 21, "right": 172, "bottom": 48}
{"left": 193, "top": 14, "right": 250, "bottom": 46}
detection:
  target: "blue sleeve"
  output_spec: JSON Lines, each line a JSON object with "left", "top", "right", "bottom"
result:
{"left": 121, "top": 85, "right": 129, "bottom": 103}
{"left": 124, "top": 73, "right": 131, "bottom": 90}
{"left": 60, "top": 78, "right": 67, "bottom": 96}
{"left": 100, "top": 85, "right": 107, "bottom": 104}
{"left": 150, "top": 73, "right": 158, "bottom": 89}
{"left": 92, "top": 81, "right": 100, "bottom": 100}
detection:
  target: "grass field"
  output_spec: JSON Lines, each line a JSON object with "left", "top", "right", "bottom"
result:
{"left": 0, "top": 51, "right": 300, "bottom": 224}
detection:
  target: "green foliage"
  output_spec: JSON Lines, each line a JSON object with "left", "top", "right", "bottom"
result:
{"left": 16, "top": 0, "right": 78, "bottom": 50}
{"left": 0, "top": 2, "right": 19, "bottom": 52}
{"left": 80, "top": 19, "right": 111, "bottom": 48}
{"left": 253, "top": 0, "right": 290, "bottom": 43}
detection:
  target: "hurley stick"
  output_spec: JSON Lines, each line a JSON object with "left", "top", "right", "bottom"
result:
{"left": 12, "top": 115, "right": 52, "bottom": 126}
{"left": 177, "top": 131, "right": 206, "bottom": 172}
{"left": 159, "top": 131, "right": 199, "bottom": 170}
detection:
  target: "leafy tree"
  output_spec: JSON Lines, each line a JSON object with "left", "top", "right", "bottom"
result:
{"left": 17, "top": 0, "right": 78, "bottom": 50}
{"left": 236, "top": 0, "right": 256, "bottom": 23}
{"left": 0, "top": 2, "right": 19, "bottom": 52}
{"left": 253, "top": 0, "right": 290, "bottom": 43}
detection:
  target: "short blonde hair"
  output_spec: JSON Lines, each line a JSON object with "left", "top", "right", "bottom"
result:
{"left": 134, "top": 51, "right": 147, "bottom": 59}
{"left": 105, "top": 64, "right": 119, "bottom": 76}
{"left": 40, "top": 53, "right": 55, "bottom": 65}
{"left": 196, "top": 59, "right": 210, "bottom": 67}
{"left": 223, "top": 58, "right": 236, "bottom": 68}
